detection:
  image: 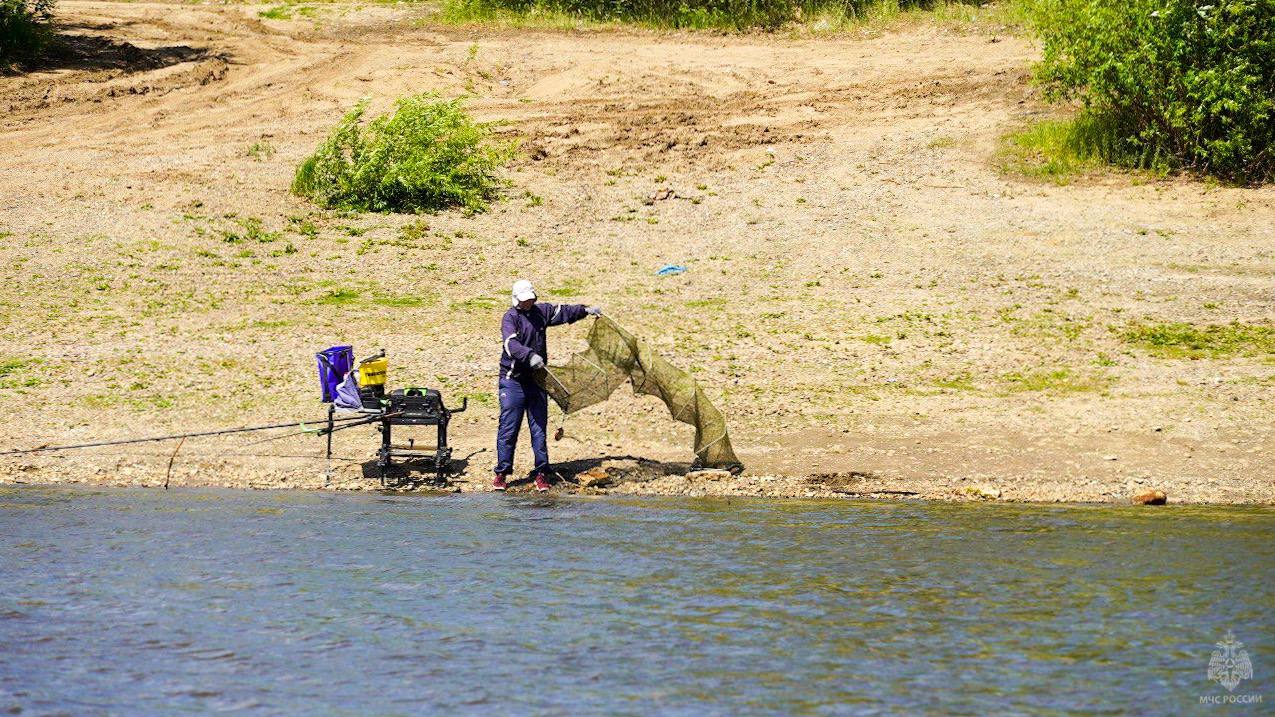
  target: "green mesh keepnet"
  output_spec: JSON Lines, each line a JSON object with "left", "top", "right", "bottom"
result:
{"left": 537, "top": 316, "right": 743, "bottom": 473}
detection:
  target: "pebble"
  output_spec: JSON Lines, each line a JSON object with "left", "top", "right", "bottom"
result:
{"left": 576, "top": 466, "right": 612, "bottom": 488}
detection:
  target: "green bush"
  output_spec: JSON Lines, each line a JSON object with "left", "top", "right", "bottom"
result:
{"left": 1026, "top": 0, "right": 1275, "bottom": 183}
{"left": 1, "top": 0, "right": 55, "bottom": 66}
{"left": 442, "top": 0, "right": 976, "bottom": 30}
{"left": 292, "top": 94, "right": 515, "bottom": 214}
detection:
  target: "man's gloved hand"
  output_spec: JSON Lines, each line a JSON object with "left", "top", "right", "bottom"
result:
{"left": 586, "top": 306, "right": 603, "bottom": 316}
{"left": 528, "top": 354, "right": 545, "bottom": 370}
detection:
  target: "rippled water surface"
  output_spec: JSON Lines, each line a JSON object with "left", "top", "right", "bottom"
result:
{"left": 1, "top": 486, "right": 1271, "bottom": 715}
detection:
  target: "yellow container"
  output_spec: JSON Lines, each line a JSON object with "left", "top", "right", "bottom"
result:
{"left": 359, "top": 357, "right": 388, "bottom": 388}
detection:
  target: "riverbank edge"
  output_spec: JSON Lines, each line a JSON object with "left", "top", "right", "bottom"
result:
{"left": 3, "top": 470, "right": 1270, "bottom": 506}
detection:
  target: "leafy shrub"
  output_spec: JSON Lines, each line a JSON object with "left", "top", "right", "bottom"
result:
{"left": 292, "top": 94, "right": 515, "bottom": 214}
{"left": 442, "top": 0, "right": 976, "bottom": 30}
{"left": 1026, "top": 0, "right": 1275, "bottom": 183}
{"left": 1, "top": 0, "right": 55, "bottom": 66}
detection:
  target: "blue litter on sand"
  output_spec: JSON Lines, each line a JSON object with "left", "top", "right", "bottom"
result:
{"left": 656, "top": 264, "right": 688, "bottom": 276}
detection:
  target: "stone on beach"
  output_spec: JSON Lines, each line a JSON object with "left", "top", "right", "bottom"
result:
{"left": 966, "top": 485, "right": 1001, "bottom": 500}
{"left": 576, "top": 466, "right": 613, "bottom": 488}
{"left": 1131, "top": 489, "right": 1167, "bottom": 505}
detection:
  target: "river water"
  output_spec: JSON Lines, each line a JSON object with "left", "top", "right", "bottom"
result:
{"left": 1, "top": 486, "right": 1270, "bottom": 715}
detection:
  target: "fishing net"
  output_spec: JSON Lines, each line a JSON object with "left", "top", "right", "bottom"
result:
{"left": 538, "top": 316, "right": 743, "bottom": 473}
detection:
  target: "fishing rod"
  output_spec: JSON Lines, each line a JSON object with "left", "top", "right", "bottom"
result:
{"left": 0, "top": 414, "right": 374, "bottom": 457}
{"left": 242, "top": 410, "right": 403, "bottom": 448}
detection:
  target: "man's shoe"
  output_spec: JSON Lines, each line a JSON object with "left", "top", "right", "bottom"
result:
{"left": 492, "top": 474, "right": 508, "bottom": 491}
{"left": 533, "top": 472, "right": 551, "bottom": 492}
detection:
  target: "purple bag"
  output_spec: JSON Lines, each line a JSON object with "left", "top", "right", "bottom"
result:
{"left": 333, "top": 371, "right": 363, "bottom": 411}
{"left": 315, "top": 345, "right": 354, "bottom": 402}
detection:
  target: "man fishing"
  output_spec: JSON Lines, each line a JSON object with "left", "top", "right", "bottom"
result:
{"left": 495, "top": 279, "right": 601, "bottom": 491}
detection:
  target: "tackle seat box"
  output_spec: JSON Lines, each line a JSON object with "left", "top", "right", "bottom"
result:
{"left": 387, "top": 388, "right": 445, "bottom": 425}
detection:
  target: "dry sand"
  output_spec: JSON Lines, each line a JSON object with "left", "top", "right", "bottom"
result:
{"left": 1, "top": 1, "right": 1272, "bottom": 503}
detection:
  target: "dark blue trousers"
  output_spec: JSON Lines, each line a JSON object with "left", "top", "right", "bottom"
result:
{"left": 494, "top": 378, "right": 548, "bottom": 475}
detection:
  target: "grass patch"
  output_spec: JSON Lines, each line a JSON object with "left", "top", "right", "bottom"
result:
{"left": 399, "top": 219, "right": 430, "bottom": 243}
{"left": 546, "top": 279, "right": 582, "bottom": 298}
{"left": 284, "top": 215, "right": 316, "bottom": 232}
{"left": 259, "top": 4, "right": 292, "bottom": 19}
{"left": 439, "top": 2, "right": 622, "bottom": 29}
{"left": 997, "top": 116, "right": 1133, "bottom": 183}
{"left": 1121, "top": 322, "right": 1275, "bottom": 359}
{"left": 371, "top": 293, "right": 432, "bottom": 308}
{"left": 0, "top": 357, "right": 40, "bottom": 389}
{"left": 250, "top": 319, "right": 293, "bottom": 329}
{"left": 1009, "top": 309, "right": 1089, "bottom": 342}
{"left": 220, "top": 217, "right": 281, "bottom": 244}
{"left": 315, "top": 288, "right": 362, "bottom": 305}
{"left": 246, "top": 141, "right": 276, "bottom": 160}
{"left": 439, "top": 0, "right": 1013, "bottom": 32}
{"left": 0, "top": 357, "right": 26, "bottom": 377}
{"left": 450, "top": 296, "right": 497, "bottom": 312}
{"left": 932, "top": 374, "right": 977, "bottom": 391}
{"left": 82, "top": 393, "right": 176, "bottom": 411}
{"left": 467, "top": 391, "right": 494, "bottom": 406}
{"left": 292, "top": 93, "right": 515, "bottom": 214}
{"left": 999, "top": 368, "right": 1110, "bottom": 394}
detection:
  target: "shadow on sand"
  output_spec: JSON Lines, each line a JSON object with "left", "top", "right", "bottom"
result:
{"left": 8, "top": 22, "right": 225, "bottom": 75}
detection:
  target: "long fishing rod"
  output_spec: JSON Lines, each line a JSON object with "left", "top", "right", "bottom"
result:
{"left": 0, "top": 414, "right": 373, "bottom": 457}
{"left": 242, "top": 411, "right": 403, "bottom": 448}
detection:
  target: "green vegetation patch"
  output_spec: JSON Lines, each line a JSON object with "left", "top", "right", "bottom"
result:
{"left": 82, "top": 392, "right": 176, "bottom": 412}
{"left": 1024, "top": 0, "right": 1274, "bottom": 183}
{"left": 932, "top": 374, "right": 977, "bottom": 392}
{"left": 0, "top": 356, "right": 41, "bottom": 389}
{"left": 451, "top": 296, "right": 497, "bottom": 312}
{"left": 259, "top": 4, "right": 292, "bottom": 19}
{"left": 370, "top": 294, "right": 432, "bottom": 308}
{"left": 998, "top": 117, "right": 1108, "bottom": 182}
{"left": 221, "top": 216, "right": 281, "bottom": 244}
{"left": 440, "top": 0, "right": 990, "bottom": 31}
{"left": 259, "top": 3, "right": 318, "bottom": 20}
{"left": 1121, "top": 322, "right": 1275, "bottom": 359}
{"left": 1, "top": 0, "right": 55, "bottom": 67}
{"left": 547, "top": 279, "right": 583, "bottom": 297}
{"left": 315, "top": 288, "right": 362, "bottom": 305}
{"left": 246, "top": 141, "right": 276, "bottom": 160}
{"left": 999, "top": 368, "right": 1111, "bottom": 394}
{"left": 313, "top": 286, "right": 433, "bottom": 308}
{"left": 292, "top": 93, "right": 515, "bottom": 214}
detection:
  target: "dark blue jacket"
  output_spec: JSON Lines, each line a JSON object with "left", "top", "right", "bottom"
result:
{"left": 500, "top": 302, "right": 589, "bottom": 380}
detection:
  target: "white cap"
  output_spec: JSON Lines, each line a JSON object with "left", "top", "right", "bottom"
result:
{"left": 511, "top": 279, "right": 537, "bottom": 306}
